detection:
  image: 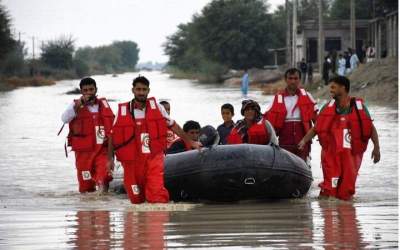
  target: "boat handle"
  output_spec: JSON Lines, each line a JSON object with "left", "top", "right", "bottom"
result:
{"left": 244, "top": 177, "right": 256, "bottom": 185}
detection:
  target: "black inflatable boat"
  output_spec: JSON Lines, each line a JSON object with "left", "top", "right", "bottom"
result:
{"left": 164, "top": 143, "right": 313, "bottom": 202}
{"left": 111, "top": 122, "right": 313, "bottom": 202}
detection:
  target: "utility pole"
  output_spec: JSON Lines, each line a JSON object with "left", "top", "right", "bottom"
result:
{"left": 292, "top": 0, "right": 297, "bottom": 67}
{"left": 286, "top": 0, "right": 291, "bottom": 66}
{"left": 318, "top": 0, "right": 324, "bottom": 73}
{"left": 31, "top": 36, "right": 35, "bottom": 60}
{"left": 350, "top": 0, "right": 356, "bottom": 50}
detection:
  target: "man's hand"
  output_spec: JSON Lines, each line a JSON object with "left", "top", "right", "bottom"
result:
{"left": 298, "top": 139, "right": 306, "bottom": 151}
{"left": 190, "top": 140, "right": 202, "bottom": 151}
{"left": 106, "top": 158, "right": 114, "bottom": 176}
{"left": 371, "top": 146, "right": 380, "bottom": 164}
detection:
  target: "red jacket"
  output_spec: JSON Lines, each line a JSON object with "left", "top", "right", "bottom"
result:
{"left": 112, "top": 97, "right": 168, "bottom": 162}
{"left": 68, "top": 98, "right": 114, "bottom": 152}
{"left": 264, "top": 88, "right": 315, "bottom": 134}
{"left": 315, "top": 98, "right": 373, "bottom": 154}
{"left": 227, "top": 118, "right": 270, "bottom": 145}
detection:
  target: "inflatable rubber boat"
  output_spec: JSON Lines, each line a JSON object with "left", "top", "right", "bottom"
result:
{"left": 164, "top": 143, "right": 312, "bottom": 202}
{"left": 111, "top": 122, "right": 313, "bottom": 202}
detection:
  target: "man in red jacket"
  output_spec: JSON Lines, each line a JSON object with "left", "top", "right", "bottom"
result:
{"left": 108, "top": 76, "right": 201, "bottom": 204}
{"left": 264, "top": 68, "right": 318, "bottom": 161}
{"left": 299, "top": 76, "right": 380, "bottom": 200}
{"left": 61, "top": 77, "right": 115, "bottom": 194}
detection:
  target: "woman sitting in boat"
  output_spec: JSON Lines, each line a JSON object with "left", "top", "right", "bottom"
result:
{"left": 227, "top": 99, "right": 270, "bottom": 145}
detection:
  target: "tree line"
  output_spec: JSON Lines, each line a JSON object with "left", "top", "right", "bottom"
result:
{"left": 163, "top": 0, "right": 397, "bottom": 82}
{"left": 0, "top": 1, "right": 139, "bottom": 85}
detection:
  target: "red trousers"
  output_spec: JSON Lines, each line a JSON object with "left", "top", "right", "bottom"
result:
{"left": 75, "top": 147, "right": 112, "bottom": 193}
{"left": 121, "top": 152, "right": 169, "bottom": 204}
{"left": 319, "top": 147, "right": 363, "bottom": 200}
{"left": 279, "top": 121, "right": 310, "bottom": 161}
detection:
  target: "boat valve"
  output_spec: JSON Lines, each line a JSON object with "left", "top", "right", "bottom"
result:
{"left": 244, "top": 177, "right": 256, "bottom": 185}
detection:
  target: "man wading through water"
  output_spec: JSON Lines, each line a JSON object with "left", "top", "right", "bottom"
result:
{"left": 108, "top": 76, "right": 201, "bottom": 204}
{"left": 298, "top": 76, "right": 380, "bottom": 200}
{"left": 61, "top": 77, "right": 115, "bottom": 194}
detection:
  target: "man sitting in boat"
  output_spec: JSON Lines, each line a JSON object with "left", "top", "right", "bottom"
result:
{"left": 227, "top": 100, "right": 270, "bottom": 145}
{"left": 166, "top": 120, "right": 201, "bottom": 154}
{"left": 159, "top": 100, "right": 177, "bottom": 148}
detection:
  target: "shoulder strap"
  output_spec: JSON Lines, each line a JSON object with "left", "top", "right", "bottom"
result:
{"left": 350, "top": 97, "right": 365, "bottom": 139}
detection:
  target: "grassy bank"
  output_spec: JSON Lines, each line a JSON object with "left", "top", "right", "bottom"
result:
{"left": 0, "top": 76, "right": 56, "bottom": 91}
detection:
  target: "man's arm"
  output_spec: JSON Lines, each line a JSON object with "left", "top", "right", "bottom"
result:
{"left": 298, "top": 127, "right": 316, "bottom": 150}
{"left": 370, "top": 124, "right": 380, "bottom": 163}
{"left": 170, "top": 123, "right": 201, "bottom": 150}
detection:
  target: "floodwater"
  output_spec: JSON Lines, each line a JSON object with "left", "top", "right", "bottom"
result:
{"left": 0, "top": 71, "right": 397, "bottom": 249}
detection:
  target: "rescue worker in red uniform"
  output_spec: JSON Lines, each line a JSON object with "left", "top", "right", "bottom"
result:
{"left": 61, "top": 77, "right": 115, "bottom": 194}
{"left": 298, "top": 76, "right": 380, "bottom": 200}
{"left": 108, "top": 76, "right": 201, "bottom": 204}
{"left": 227, "top": 100, "right": 270, "bottom": 145}
{"left": 159, "top": 100, "right": 177, "bottom": 148}
{"left": 264, "top": 68, "right": 318, "bottom": 161}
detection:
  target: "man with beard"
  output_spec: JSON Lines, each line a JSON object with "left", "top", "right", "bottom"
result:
{"left": 108, "top": 76, "right": 201, "bottom": 204}
{"left": 264, "top": 68, "right": 317, "bottom": 162}
{"left": 61, "top": 77, "right": 115, "bottom": 194}
{"left": 298, "top": 76, "right": 380, "bottom": 200}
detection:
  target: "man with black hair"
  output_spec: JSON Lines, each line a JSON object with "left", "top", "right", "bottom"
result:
{"left": 166, "top": 120, "right": 201, "bottom": 154}
{"left": 298, "top": 76, "right": 380, "bottom": 200}
{"left": 217, "top": 103, "right": 235, "bottom": 145}
{"left": 264, "top": 68, "right": 318, "bottom": 162}
{"left": 109, "top": 75, "right": 201, "bottom": 204}
{"left": 61, "top": 77, "right": 115, "bottom": 194}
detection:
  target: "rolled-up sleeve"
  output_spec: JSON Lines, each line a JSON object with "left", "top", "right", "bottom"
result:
{"left": 61, "top": 102, "right": 77, "bottom": 123}
{"left": 157, "top": 103, "right": 175, "bottom": 127}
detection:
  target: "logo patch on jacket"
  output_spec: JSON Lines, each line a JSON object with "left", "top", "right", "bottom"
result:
{"left": 82, "top": 171, "right": 92, "bottom": 181}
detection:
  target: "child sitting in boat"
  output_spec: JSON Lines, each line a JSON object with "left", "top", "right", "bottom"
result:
{"left": 217, "top": 103, "right": 235, "bottom": 145}
{"left": 166, "top": 120, "right": 201, "bottom": 154}
{"left": 227, "top": 99, "right": 270, "bottom": 145}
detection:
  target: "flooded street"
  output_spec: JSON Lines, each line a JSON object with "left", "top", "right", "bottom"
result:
{"left": 0, "top": 71, "right": 397, "bottom": 249}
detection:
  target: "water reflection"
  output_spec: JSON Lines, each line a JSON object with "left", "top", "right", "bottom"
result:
{"left": 318, "top": 201, "right": 365, "bottom": 250}
{"left": 68, "top": 210, "right": 169, "bottom": 250}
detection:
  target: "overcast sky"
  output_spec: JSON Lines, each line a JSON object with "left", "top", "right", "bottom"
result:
{"left": 3, "top": 0, "right": 284, "bottom": 63}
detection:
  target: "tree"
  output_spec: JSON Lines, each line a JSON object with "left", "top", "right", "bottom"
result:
{"left": 195, "top": 0, "right": 275, "bottom": 69}
{"left": 40, "top": 35, "right": 75, "bottom": 69}
{"left": 329, "top": 0, "right": 373, "bottom": 19}
{"left": 0, "top": 2, "right": 16, "bottom": 62}
{"left": 112, "top": 41, "right": 139, "bottom": 69}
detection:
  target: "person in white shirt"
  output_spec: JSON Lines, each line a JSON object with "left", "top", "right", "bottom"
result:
{"left": 61, "top": 77, "right": 115, "bottom": 194}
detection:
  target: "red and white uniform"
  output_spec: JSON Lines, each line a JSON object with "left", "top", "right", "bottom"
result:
{"left": 111, "top": 97, "right": 173, "bottom": 204}
{"left": 264, "top": 88, "right": 317, "bottom": 161}
{"left": 166, "top": 129, "right": 178, "bottom": 149}
{"left": 315, "top": 98, "right": 372, "bottom": 200}
{"left": 62, "top": 98, "right": 115, "bottom": 193}
{"left": 227, "top": 118, "right": 270, "bottom": 145}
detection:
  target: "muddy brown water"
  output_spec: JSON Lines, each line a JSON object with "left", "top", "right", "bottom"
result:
{"left": 0, "top": 71, "right": 397, "bottom": 249}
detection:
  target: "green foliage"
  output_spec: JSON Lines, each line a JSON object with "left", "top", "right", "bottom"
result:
{"left": 329, "top": 0, "right": 373, "bottom": 19}
{"left": 75, "top": 41, "right": 139, "bottom": 74}
{"left": 2, "top": 41, "right": 26, "bottom": 76}
{"left": 40, "top": 35, "right": 75, "bottom": 69}
{"left": 0, "top": 2, "right": 16, "bottom": 62}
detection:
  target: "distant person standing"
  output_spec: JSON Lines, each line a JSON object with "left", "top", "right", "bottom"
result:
{"left": 322, "top": 56, "right": 331, "bottom": 85}
{"left": 349, "top": 48, "right": 360, "bottom": 72}
{"left": 337, "top": 54, "right": 346, "bottom": 76}
{"left": 366, "top": 43, "right": 376, "bottom": 63}
{"left": 307, "top": 62, "right": 313, "bottom": 85}
{"left": 241, "top": 69, "right": 250, "bottom": 96}
{"left": 299, "top": 58, "right": 307, "bottom": 85}
{"left": 344, "top": 51, "right": 351, "bottom": 75}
